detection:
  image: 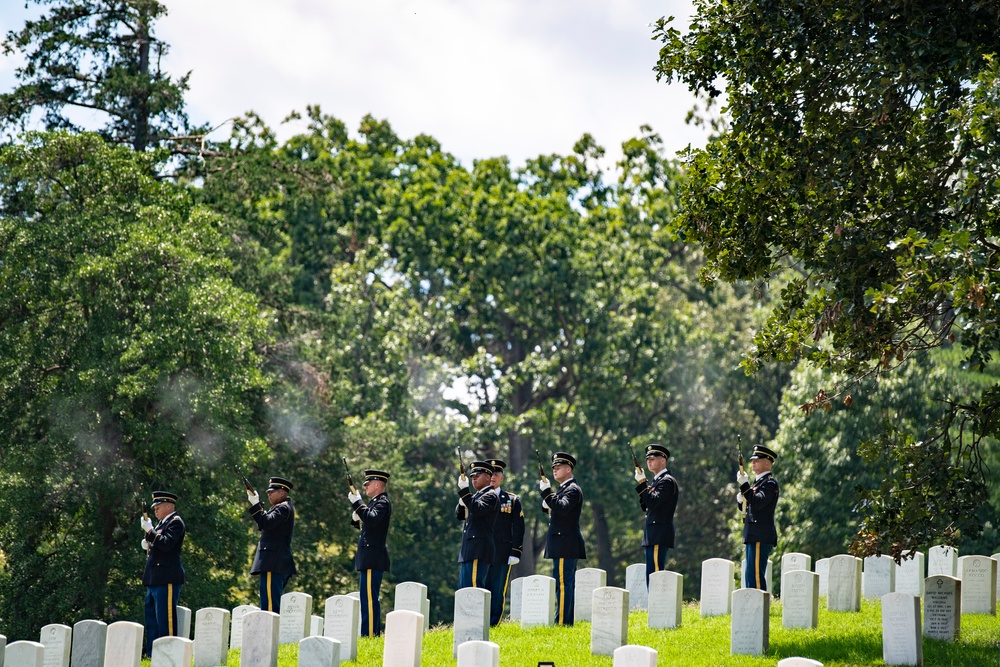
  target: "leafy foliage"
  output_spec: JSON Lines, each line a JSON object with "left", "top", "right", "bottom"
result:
{"left": 0, "top": 0, "right": 192, "bottom": 151}
{"left": 654, "top": 0, "right": 1000, "bottom": 553}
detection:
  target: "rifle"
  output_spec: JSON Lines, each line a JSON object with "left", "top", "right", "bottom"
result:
{"left": 534, "top": 449, "right": 548, "bottom": 481}
{"left": 234, "top": 465, "right": 257, "bottom": 495}
{"left": 628, "top": 442, "right": 642, "bottom": 471}
{"left": 456, "top": 447, "right": 467, "bottom": 478}
{"left": 342, "top": 457, "right": 357, "bottom": 495}
{"left": 736, "top": 435, "right": 747, "bottom": 518}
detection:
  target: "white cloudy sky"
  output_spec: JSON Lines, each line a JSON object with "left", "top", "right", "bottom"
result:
{"left": 0, "top": 0, "right": 707, "bottom": 167}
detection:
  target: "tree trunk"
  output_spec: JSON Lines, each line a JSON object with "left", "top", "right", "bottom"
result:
{"left": 133, "top": 18, "right": 150, "bottom": 151}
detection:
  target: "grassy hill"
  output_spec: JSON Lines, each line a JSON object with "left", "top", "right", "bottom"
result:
{"left": 195, "top": 597, "right": 998, "bottom": 667}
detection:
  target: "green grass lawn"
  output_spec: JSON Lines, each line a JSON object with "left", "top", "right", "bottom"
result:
{"left": 203, "top": 597, "right": 997, "bottom": 666}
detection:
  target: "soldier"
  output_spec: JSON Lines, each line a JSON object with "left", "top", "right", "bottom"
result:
{"left": 349, "top": 469, "right": 392, "bottom": 636}
{"left": 485, "top": 459, "right": 524, "bottom": 625}
{"left": 141, "top": 490, "right": 185, "bottom": 658}
{"left": 737, "top": 444, "right": 779, "bottom": 590}
{"left": 247, "top": 476, "right": 296, "bottom": 612}
{"left": 539, "top": 451, "right": 585, "bottom": 625}
{"left": 457, "top": 460, "right": 500, "bottom": 589}
{"left": 633, "top": 443, "right": 679, "bottom": 585}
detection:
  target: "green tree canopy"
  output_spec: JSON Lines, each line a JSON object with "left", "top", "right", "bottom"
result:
{"left": 0, "top": 132, "right": 270, "bottom": 636}
{"left": 1, "top": 0, "right": 192, "bottom": 151}
{"left": 655, "top": 0, "right": 1000, "bottom": 554}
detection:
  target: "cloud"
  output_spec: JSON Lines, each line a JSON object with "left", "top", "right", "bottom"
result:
{"left": 157, "top": 0, "right": 705, "bottom": 165}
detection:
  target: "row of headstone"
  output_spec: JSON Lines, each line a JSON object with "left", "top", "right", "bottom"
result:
{"left": 5, "top": 622, "right": 141, "bottom": 667}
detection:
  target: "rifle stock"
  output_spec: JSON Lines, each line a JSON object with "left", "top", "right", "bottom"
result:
{"left": 628, "top": 442, "right": 641, "bottom": 470}
{"left": 342, "top": 457, "right": 357, "bottom": 494}
{"left": 234, "top": 465, "right": 256, "bottom": 495}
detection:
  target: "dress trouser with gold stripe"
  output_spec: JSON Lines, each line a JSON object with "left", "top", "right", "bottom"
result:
{"left": 551, "top": 558, "right": 578, "bottom": 626}
{"left": 644, "top": 545, "right": 669, "bottom": 586}
{"left": 744, "top": 542, "right": 773, "bottom": 590}
{"left": 458, "top": 560, "right": 491, "bottom": 590}
{"left": 143, "top": 583, "right": 182, "bottom": 656}
{"left": 259, "top": 570, "right": 292, "bottom": 612}
{"left": 360, "top": 569, "right": 384, "bottom": 636}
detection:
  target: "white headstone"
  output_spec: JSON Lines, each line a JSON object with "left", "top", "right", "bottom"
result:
{"left": 992, "top": 553, "right": 1000, "bottom": 602}
{"left": 827, "top": 555, "right": 862, "bottom": 612}
{"left": 70, "top": 620, "right": 106, "bottom": 667}
{"left": 782, "top": 553, "right": 812, "bottom": 574}
{"left": 394, "top": 582, "right": 430, "bottom": 632}
{"left": 39, "top": 624, "right": 71, "bottom": 667}
{"left": 927, "top": 546, "right": 958, "bottom": 577}
{"left": 0, "top": 633, "right": 5, "bottom": 667}
{"left": 625, "top": 564, "right": 648, "bottom": 610}
{"left": 896, "top": 553, "right": 926, "bottom": 597}
{"left": 177, "top": 607, "right": 192, "bottom": 640}
{"left": 240, "top": 610, "right": 280, "bottom": 667}
{"left": 150, "top": 636, "right": 193, "bottom": 667}
{"left": 882, "top": 593, "right": 922, "bottom": 666}
{"left": 730, "top": 589, "right": 769, "bottom": 656}
{"left": 777, "top": 659, "right": 824, "bottom": 667}
{"left": 456, "top": 640, "right": 499, "bottom": 667}
{"left": 229, "top": 605, "right": 257, "bottom": 650}
{"left": 103, "top": 622, "right": 143, "bottom": 667}
{"left": 590, "top": 587, "right": 629, "bottom": 656}
{"left": 323, "top": 595, "right": 360, "bottom": 662}
{"left": 6, "top": 642, "right": 45, "bottom": 667}
{"left": 452, "top": 588, "right": 490, "bottom": 657}
{"left": 781, "top": 570, "right": 819, "bottom": 629}
{"left": 509, "top": 578, "right": 524, "bottom": 622}
{"left": 741, "top": 558, "right": 772, "bottom": 593}
{"left": 194, "top": 607, "right": 230, "bottom": 667}
{"left": 309, "top": 616, "right": 323, "bottom": 638}
{"left": 279, "top": 593, "right": 312, "bottom": 645}
{"left": 297, "top": 636, "right": 340, "bottom": 667}
{"left": 382, "top": 610, "right": 423, "bottom": 667}
{"left": 815, "top": 559, "right": 830, "bottom": 597}
{"left": 613, "top": 645, "right": 657, "bottom": 667}
{"left": 648, "top": 571, "right": 683, "bottom": 629}
{"left": 520, "top": 575, "right": 556, "bottom": 628}
{"left": 923, "top": 576, "right": 961, "bottom": 641}
{"left": 574, "top": 568, "right": 607, "bottom": 622}
{"left": 863, "top": 555, "right": 896, "bottom": 599}
{"left": 700, "top": 558, "right": 735, "bottom": 617}
{"left": 958, "top": 556, "right": 996, "bottom": 615}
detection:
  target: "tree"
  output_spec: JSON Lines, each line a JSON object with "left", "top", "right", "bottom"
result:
{"left": 1, "top": 0, "right": 192, "bottom": 151}
{"left": 0, "top": 132, "right": 269, "bottom": 636}
{"left": 654, "top": 0, "right": 1000, "bottom": 555}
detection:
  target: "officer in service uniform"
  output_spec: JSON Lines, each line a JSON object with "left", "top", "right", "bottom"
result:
{"left": 633, "top": 443, "right": 679, "bottom": 585}
{"left": 457, "top": 460, "right": 500, "bottom": 589}
{"left": 349, "top": 469, "right": 392, "bottom": 636}
{"left": 539, "top": 452, "right": 585, "bottom": 625}
{"left": 141, "top": 490, "right": 185, "bottom": 657}
{"left": 486, "top": 459, "right": 524, "bottom": 625}
{"left": 737, "top": 444, "right": 779, "bottom": 590}
{"left": 248, "top": 476, "right": 296, "bottom": 612}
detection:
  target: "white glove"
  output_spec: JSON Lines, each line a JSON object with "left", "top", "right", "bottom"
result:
{"left": 247, "top": 490, "right": 260, "bottom": 505}
{"left": 736, "top": 492, "right": 745, "bottom": 506}
{"left": 141, "top": 538, "right": 150, "bottom": 551}
{"left": 351, "top": 511, "right": 361, "bottom": 522}
{"left": 539, "top": 478, "right": 551, "bottom": 491}
{"left": 542, "top": 499, "right": 550, "bottom": 510}
{"left": 140, "top": 516, "right": 154, "bottom": 532}
{"left": 634, "top": 468, "right": 646, "bottom": 483}
{"left": 458, "top": 474, "right": 469, "bottom": 490}
{"left": 736, "top": 470, "right": 749, "bottom": 486}
{"left": 348, "top": 491, "right": 361, "bottom": 504}
{"left": 508, "top": 556, "right": 519, "bottom": 565}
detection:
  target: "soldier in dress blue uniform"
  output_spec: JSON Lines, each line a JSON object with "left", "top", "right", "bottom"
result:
{"left": 539, "top": 451, "right": 586, "bottom": 625}
{"left": 349, "top": 469, "right": 392, "bottom": 636}
{"left": 634, "top": 443, "right": 679, "bottom": 585}
{"left": 737, "top": 444, "right": 779, "bottom": 590}
{"left": 457, "top": 460, "right": 500, "bottom": 589}
{"left": 485, "top": 459, "right": 524, "bottom": 625}
{"left": 247, "top": 476, "right": 296, "bottom": 612}
{"left": 141, "top": 491, "right": 185, "bottom": 657}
